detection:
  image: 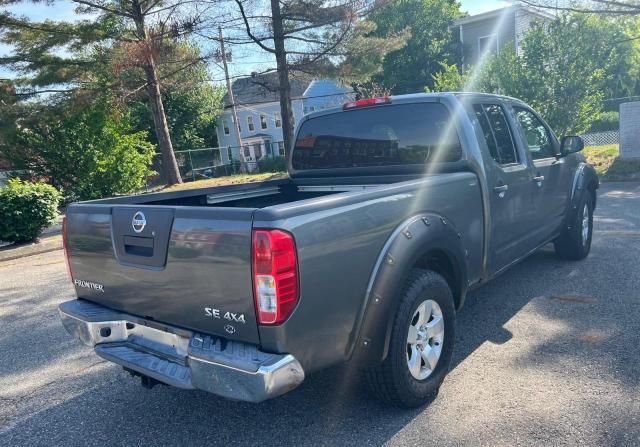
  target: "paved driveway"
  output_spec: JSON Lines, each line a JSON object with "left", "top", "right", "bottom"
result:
{"left": 1, "top": 183, "right": 639, "bottom": 446}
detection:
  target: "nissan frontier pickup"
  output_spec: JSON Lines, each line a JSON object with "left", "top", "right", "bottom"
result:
{"left": 59, "top": 93, "right": 599, "bottom": 408}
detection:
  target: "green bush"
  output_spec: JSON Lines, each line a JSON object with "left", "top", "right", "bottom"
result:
{"left": 588, "top": 111, "right": 619, "bottom": 132}
{"left": 0, "top": 179, "right": 61, "bottom": 243}
{"left": 3, "top": 98, "right": 156, "bottom": 202}
{"left": 257, "top": 156, "right": 287, "bottom": 173}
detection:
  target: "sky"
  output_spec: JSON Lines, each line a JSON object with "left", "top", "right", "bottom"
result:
{"left": 0, "top": 0, "right": 511, "bottom": 82}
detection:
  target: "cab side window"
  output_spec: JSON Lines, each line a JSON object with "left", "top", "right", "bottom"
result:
{"left": 513, "top": 107, "right": 556, "bottom": 160}
{"left": 473, "top": 104, "right": 518, "bottom": 165}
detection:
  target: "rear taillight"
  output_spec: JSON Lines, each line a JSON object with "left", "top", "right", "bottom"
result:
{"left": 343, "top": 96, "right": 391, "bottom": 110}
{"left": 252, "top": 229, "right": 299, "bottom": 325}
{"left": 62, "top": 216, "right": 73, "bottom": 280}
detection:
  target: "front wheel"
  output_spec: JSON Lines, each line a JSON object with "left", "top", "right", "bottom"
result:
{"left": 554, "top": 193, "right": 594, "bottom": 260}
{"left": 365, "top": 269, "right": 455, "bottom": 408}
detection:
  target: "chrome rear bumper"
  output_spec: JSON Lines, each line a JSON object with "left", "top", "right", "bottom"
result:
{"left": 59, "top": 299, "right": 305, "bottom": 402}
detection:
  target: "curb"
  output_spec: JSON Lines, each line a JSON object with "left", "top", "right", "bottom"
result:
{"left": 0, "top": 236, "right": 63, "bottom": 263}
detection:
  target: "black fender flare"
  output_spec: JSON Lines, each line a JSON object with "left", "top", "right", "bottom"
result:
{"left": 348, "top": 212, "right": 469, "bottom": 365}
{"left": 565, "top": 162, "right": 599, "bottom": 230}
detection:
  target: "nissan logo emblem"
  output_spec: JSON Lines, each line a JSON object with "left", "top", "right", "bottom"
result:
{"left": 132, "top": 211, "right": 146, "bottom": 233}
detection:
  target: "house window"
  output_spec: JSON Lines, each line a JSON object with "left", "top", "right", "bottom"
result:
{"left": 247, "top": 116, "right": 254, "bottom": 131}
{"left": 234, "top": 116, "right": 241, "bottom": 133}
{"left": 260, "top": 114, "right": 268, "bottom": 129}
{"left": 277, "top": 141, "right": 285, "bottom": 156}
{"left": 222, "top": 119, "right": 230, "bottom": 135}
{"left": 478, "top": 34, "right": 499, "bottom": 57}
{"left": 274, "top": 112, "right": 282, "bottom": 128}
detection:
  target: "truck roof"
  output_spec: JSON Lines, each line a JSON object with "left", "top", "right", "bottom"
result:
{"left": 301, "top": 91, "right": 527, "bottom": 122}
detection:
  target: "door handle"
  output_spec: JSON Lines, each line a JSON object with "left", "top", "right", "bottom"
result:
{"left": 533, "top": 174, "right": 544, "bottom": 187}
{"left": 494, "top": 184, "right": 509, "bottom": 198}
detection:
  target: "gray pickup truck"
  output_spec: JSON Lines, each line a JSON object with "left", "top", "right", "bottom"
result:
{"left": 59, "top": 93, "right": 598, "bottom": 408}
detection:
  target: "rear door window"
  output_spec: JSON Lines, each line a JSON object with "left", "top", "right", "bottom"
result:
{"left": 292, "top": 103, "right": 462, "bottom": 170}
{"left": 472, "top": 104, "right": 519, "bottom": 165}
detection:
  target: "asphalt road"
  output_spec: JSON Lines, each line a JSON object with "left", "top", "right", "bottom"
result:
{"left": 1, "top": 183, "right": 639, "bottom": 446}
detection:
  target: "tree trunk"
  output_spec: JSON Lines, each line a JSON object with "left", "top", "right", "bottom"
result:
{"left": 132, "top": 0, "right": 182, "bottom": 185}
{"left": 143, "top": 64, "right": 182, "bottom": 185}
{"left": 270, "top": 0, "right": 294, "bottom": 157}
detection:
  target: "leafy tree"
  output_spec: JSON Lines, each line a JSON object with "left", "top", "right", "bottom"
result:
{"left": 523, "top": 0, "right": 640, "bottom": 16}
{"left": 620, "top": 16, "right": 640, "bottom": 96}
{"left": 129, "top": 83, "right": 224, "bottom": 151}
{"left": 352, "top": 81, "right": 392, "bottom": 99}
{"left": 526, "top": 0, "right": 640, "bottom": 90}
{"left": 369, "top": 0, "right": 463, "bottom": 93}
{"left": 588, "top": 111, "right": 619, "bottom": 132}
{"left": 431, "top": 13, "right": 637, "bottom": 135}
{"left": 0, "top": 0, "right": 208, "bottom": 185}
{"left": 119, "top": 43, "right": 226, "bottom": 151}
{"left": 486, "top": 13, "right": 638, "bottom": 135}
{"left": 2, "top": 96, "right": 155, "bottom": 201}
{"left": 426, "top": 62, "right": 469, "bottom": 92}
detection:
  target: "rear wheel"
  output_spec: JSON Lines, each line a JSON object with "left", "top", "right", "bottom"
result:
{"left": 554, "top": 193, "right": 594, "bottom": 260}
{"left": 365, "top": 269, "right": 455, "bottom": 408}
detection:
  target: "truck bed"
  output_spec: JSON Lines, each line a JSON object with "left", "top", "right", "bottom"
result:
{"left": 87, "top": 178, "right": 378, "bottom": 208}
{"left": 66, "top": 178, "right": 386, "bottom": 345}
{"left": 66, "top": 171, "right": 484, "bottom": 367}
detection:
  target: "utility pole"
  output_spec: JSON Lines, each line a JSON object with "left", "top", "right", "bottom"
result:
{"left": 218, "top": 26, "right": 243, "bottom": 163}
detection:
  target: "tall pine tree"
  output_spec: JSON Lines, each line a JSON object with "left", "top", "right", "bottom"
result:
{"left": 0, "top": 0, "right": 207, "bottom": 184}
{"left": 227, "top": 0, "right": 408, "bottom": 154}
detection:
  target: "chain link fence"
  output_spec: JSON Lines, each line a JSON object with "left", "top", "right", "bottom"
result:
{"left": 145, "top": 142, "right": 287, "bottom": 190}
{"left": 580, "top": 130, "right": 619, "bottom": 147}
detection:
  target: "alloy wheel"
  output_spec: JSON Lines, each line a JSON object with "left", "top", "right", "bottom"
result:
{"left": 406, "top": 299, "right": 445, "bottom": 380}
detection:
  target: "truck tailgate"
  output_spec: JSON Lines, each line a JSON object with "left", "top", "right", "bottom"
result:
{"left": 65, "top": 204, "right": 260, "bottom": 344}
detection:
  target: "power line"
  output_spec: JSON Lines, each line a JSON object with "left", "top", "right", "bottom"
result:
{"left": 223, "top": 89, "right": 355, "bottom": 108}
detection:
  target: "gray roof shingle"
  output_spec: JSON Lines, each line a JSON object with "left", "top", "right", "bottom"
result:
{"left": 224, "top": 72, "right": 311, "bottom": 107}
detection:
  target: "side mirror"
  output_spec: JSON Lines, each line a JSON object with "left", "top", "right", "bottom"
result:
{"left": 560, "top": 136, "right": 584, "bottom": 156}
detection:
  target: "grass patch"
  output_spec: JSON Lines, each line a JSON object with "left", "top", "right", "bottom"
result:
{"left": 162, "top": 172, "right": 286, "bottom": 192}
{"left": 583, "top": 145, "right": 640, "bottom": 182}
{"left": 583, "top": 145, "right": 619, "bottom": 176}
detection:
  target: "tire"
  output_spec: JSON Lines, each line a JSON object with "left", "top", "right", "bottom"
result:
{"left": 365, "top": 269, "right": 456, "bottom": 408}
{"left": 554, "top": 192, "right": 594, "bottom": 261}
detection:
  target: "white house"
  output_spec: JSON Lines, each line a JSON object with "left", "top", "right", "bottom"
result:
{"left": 451, "top": 4, "right": 554, "bottom": 72}
{"left": 215, "top": 74, "right": 353, "bottom": 164}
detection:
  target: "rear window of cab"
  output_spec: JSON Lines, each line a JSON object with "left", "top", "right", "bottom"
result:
{"left": 292, "top": 103, "right": 462, "bottom": 171}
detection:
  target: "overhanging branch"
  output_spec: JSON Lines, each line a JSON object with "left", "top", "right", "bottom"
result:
{"left": 233, "top": 0, "right": 277, "bottom": 53}
{"left": 71, "top": 0, "right": 135, "bottom": 18}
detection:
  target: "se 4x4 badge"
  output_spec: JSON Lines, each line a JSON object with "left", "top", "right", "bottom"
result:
{"left": 204, "top": 307, "right": 246, "bottom": 324}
